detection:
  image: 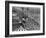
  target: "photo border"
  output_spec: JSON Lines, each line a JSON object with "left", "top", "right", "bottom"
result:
{"left": 5, "top": 1, "right": 45, "bottom": 37}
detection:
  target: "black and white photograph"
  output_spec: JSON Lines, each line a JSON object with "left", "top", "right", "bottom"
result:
{"left": 12, "top": 7, "right": 40, "bottom": 31}
{"left": 5, "top": 1, "right": 45, "bottom": 37}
